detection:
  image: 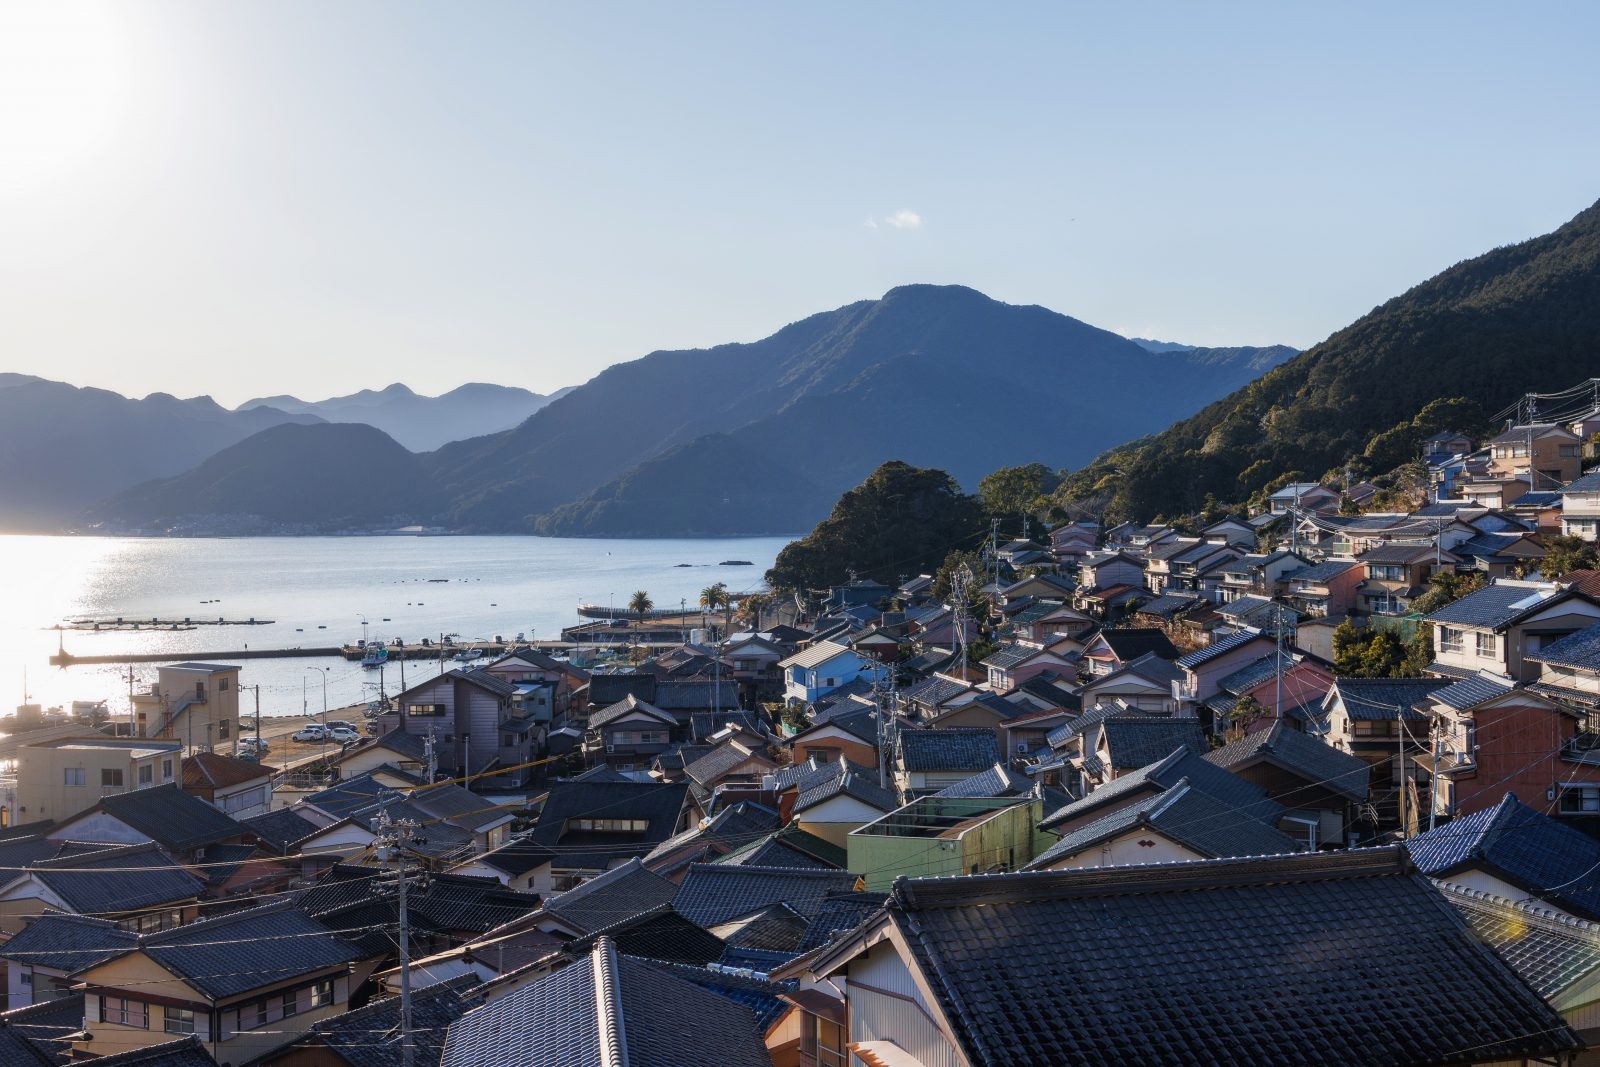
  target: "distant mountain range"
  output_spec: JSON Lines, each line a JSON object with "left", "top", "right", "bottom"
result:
{"left": 238, "top": 382, "right": 573, "bottom": 452}
{"left": 1060, "top": 196, "right": 1600, "bottom": 521}
{"left": 77, "top": 285, "right": 1297, "bottom": 536}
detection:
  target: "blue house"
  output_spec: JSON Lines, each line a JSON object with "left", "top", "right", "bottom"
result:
{"left": 778, "top": 640, "right": 881, "bottom": 704}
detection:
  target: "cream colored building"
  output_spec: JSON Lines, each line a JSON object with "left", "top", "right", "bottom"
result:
{"left": 129, "top": 662, "right": 241, "bottom": 756}
{"left": 14, "top": 737, "right": 181, "bottom": 824}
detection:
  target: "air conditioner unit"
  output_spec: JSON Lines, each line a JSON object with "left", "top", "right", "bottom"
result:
{"left": 1016, "top": 742, "right": 1030, "bottom": 754}
{"left": 606, "top": 744, "right": 615, "bottom": 753}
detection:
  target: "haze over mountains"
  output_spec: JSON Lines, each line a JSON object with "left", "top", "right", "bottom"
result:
{"left": 72, "top": 285, "right": 1297, "bottom": 537}
{"left": 239, "top": 383, "right": 573, "bottom": 452}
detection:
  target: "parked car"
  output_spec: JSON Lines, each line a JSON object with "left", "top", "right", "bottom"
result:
{"left": 239, "top": 736, "right": 270, "bottom": 755}
{"left": 292, "top": 725, "right": 328, "bottom": 743}
{"left": 327, "top": 726, "right": 361, "bottom": 744}
{"left": 326, "top": 720, "right": 358, "bottom": 733}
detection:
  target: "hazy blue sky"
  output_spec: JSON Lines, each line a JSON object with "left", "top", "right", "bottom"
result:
{"left": 2, "top": 2, "right": 1598, "bottom": 406}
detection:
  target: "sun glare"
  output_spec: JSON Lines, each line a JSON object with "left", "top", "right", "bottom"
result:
{"left": 0, "top": 2, "right": 129, "bottom": 197}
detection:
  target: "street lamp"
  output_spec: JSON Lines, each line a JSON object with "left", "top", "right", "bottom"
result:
{"left": 357, "top": 613, "right": 369, "bottom": 646}
{"left": 306, "top": 666, "right": 328, "bottom": 755}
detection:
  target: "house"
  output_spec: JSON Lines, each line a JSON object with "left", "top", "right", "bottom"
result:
{"left": 998, "top": 706, "right": 1074, "bottom": 763}
{"left": 1451, "top": 528, "right": 1548, "bottom": 578}
{"left": 1264, "top": 481, "right": 1341, "bottom": 514}
{"left": 1425, "top": 431, "right": 1476, "bottom": 462}
{"left": 1074, "top": 550, "right": 1144, "bottom": 598}
{"left": 1426, "top": 579, "right": 1600, "bottom": 682}
{"left": 1024, "top": 778, "right": 1301, "bottom": 870}
{"left": 1419, "top": 673, "right": 1600, "bottom": 822}
{"left": 848, "top": 794, "right": 1047, "bottom": 890}
{"left": 0, "top": 912, "right": 136, "bottom": 1009}
{"left": 979, "top": 641, "right": 1075, "bottom": 692}
{"left": 1526, "top": 618, "right": 1600, "bottom": 718}
{"left": 1039, "top": 744, "right": 1277, "bottom": 838}
{"left": 1204, "top": 719, "right": 1370, "bottom": 848}
{"left": 1214, "top": 550, "right": 1309, "bottom": 603}
{"left": 46, "top": 783, "right": 246, "bottom": 864}
{"left": 481, "top": 645, "right": 584, "bottom": 719}
{"left": 1488, "top": 422, "right": 1583, "bottom": 487}
{"left": 465, "top": 780, "right": 691, "bottom": 895}
{"left": 406, "top": 781, "right": 517, "bottom": 852}
{"left": 583, "top": 694, "right": 679, "bottom": 771}
{"left": 1322, "top": 678, "right": 1448, "bottom": 827}
{"left": 180, "top": 751, "right": 272, "bottom": 819}
{"left": 1283, "top": 559, "right": 1362, "bottom": 617}
{"left": 128, "top": 663, "right": 242, "bottom": 756}
{"left": 1078, "top": 654, "right": 1183, "bottom": 714}
{"left": 1407, "top": 792, "right": 1600, "bottom": 922}
{"left": 894, "top": 728, "right": 1001, "bottom": 797}
{"left": 260, "top": 976, "right": 478, "bottom": 1067}
{"left": 67, "top": 901, "right": 360, "bottom": 1063}
{"left": 1355, "top": 543, "right": 1447, "bottom": 615}
{"left": 12, "top": 737, "right": 182, "bottom": 824}
{"left": 787, "top": 705, "right": 879, "bottom": 768}
{"left": 778, "top": 641, "right": 881, "bottom": 704}
{"left": 797, "top": 847, "right": 1578, "bottom": 1067}
{"left": 0, "top": 841, "right": 204, "bottom": 936}
{"left": 1200, "top": 515, "right": 1257, "bottom": 547}
{"left": 681, "top": 736, "right": 778, "bottom": 807}
{"left": 326, "top": 728, "right": 432, "bottom": 785}
{"left": 1078, "top": 627, "right": 1179, "bottom": 677}
{"left": 377, "top": 668, "right": 538, "bottom": 787}
{"left": 441, "top": 937, "right": 772, "bottom": 1067}
{"left": 673, "top": 863, "right": 860, "bottom": 930}
{"left": 1173, "top": 628, "right": 1277, "bottom": 705}
{"left": 1561, "top": 471, "right": 1600, "bottom": 542}
{"left": 1083, "top": 717, "right": 1207, "bottom": 788}
{"left": 790, "top": 761, "right": 901, "bottom": 847}
{"left": 721, "top": 635, "right": 787, "bottom": 704}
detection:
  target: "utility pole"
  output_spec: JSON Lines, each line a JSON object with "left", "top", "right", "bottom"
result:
{"left": 374, "top": 812, "right": 420, "bottom": 1067}
{"left": 252, "top": 686, "right": 261, "bottom": 752}
{"left": 424, "top": 728, "right": 437, "bottom": 783}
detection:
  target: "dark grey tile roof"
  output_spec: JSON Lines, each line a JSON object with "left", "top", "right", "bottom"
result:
{"left": 714, "top": 901, "right": 810, "bottom": 952}
{"left": 1286, "top": 559, "right": 1359, "bottom": 583}
{"left": 885, "top": 848, "right": 1580, "bottom": 1066}
{"left": 81, "top": 784, "right": 241, "bottom": 852}
{"left": 682, "top": 741, "right": 772, "bottom": 790}
{"left": 1429, "top": 672, "right": 1516, "bottom": 710}
{"left": 560, "top": 904, "right": 727, "bottom": 967}
{"left": 519, "top": 781, "right": 690, "bottom": 871}
{"left": 306, "top": 773, "right": 400, "bottom": 818}
{"left": 443, "top": 938, "right": 772, "bottom": 1067}
{"left": 652, "top": 679, "right": 740, "bottom": 711}
{"left": 1525, "top": 620, "right": 1600, "bottom": 670}
{"left": 714, "top": 836, "right": 838, "bottom": 871}
{"left": 897, "top": 728, "right": 1000, "bottom": 773}
{"left": 588, "top": 671, "right": 658, "bottom": 706}
{"left": 457, "top": 666, "right": 518, "bottom": 698}
{"left": 542, "top": 857, "right": 679, "bottom": 934}
{"left": 0, "top": 993, "right": 82, "bottom": 1065}
{"left": 309, "top": 978, "right": 477, "bottom": 1067}
{"left": 77, "top": 1036, "right": 216, "bottom": 1066}
{"left": 1439, "top": 882, "right": 1600, "bottom": 1001}
{"left": 139, "top": 900, "right": 359, "bottom": 1000}
{"left": 588, "top": 693, "right": 676, "bottom": 730}
{"left": 1563, "top": 471, "right": 1600, "bottom": 493}
{"left": 1426, "top": 581, "right": 1560, "bottom": 629}
{"left": 1329, "top": 677, "right": 1446, "bottom": 721}
{"left": 1174, "top": 628, "right": 1268, "bottom": 669}
{"left": 0, "top": 834, "right": 60, "bottom": 872}
{"left": 1356, "top": 542, "right": 1438, "bottom": 564}
{"left": 240, "top": 807, "right": 321, "bottom": 852}
{"left": 1203, "top": 720, "right": 1371, "bottom": 802}
{"left": 1099, "top": 719, "right": 1207, "bottom": 771}
{"left": 641, "top": 959, "right": 795, "bottom": 1030}
{"left": 1094, "top": 628, "right": 1179, "bottom": 661}
{"left": 0, "top": 912, "right": 136, "bottom": 974}
{"left": 407, "top": 782, "right": 512, "bottom": 833}
{"left": 24, "top": 842, "right": 204, "bottom": 914}
{"left": 803, "top": 704, "right": 880, "bottom": 744}
{"left": 1042, "top": 745, "right": 1278, "bottom": 831}
{"left": 793, "top": 762, "right": 899, "bottom": 816}
{"left": 1026, "top": 780, "right": 1302, "bottom": 868}
{"left": 796, "top": 891, "right": 888, "bottom": 952}
{"left": 674, "top": 864, "right": 860, "bottom": 927}
{"left": 933, "top": 763, "right": 1030, "bottom": 799}
{"left": 690, "top": 710, "right": 770, "bottom": 743}
{"left": 1215, "top": 652, "right": 1293, "bottom": 695}
{"left": 900, "top": 675, "right": 973, "bottom": 707}
{"left": 980, "top": 643, "right": 1040, "bottom": 670}
{"left": 1134, "top": 593, "right": 1202, "bottom": 618}
{"left": 1406, "top": 792, "right": 1600, "bottom": 920}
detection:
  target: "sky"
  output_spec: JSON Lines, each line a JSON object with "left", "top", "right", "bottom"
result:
{"left": 2, "top": 2, "right": 1599, "bottom": 407}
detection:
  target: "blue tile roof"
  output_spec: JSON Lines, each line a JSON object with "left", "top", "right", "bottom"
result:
{"left": 1286, "top": 560, "right": 1359, "bottom": 584}
{"left": 1427, "top": 582, "right": 1559, "bottom": 629}
{"left": 897, "top": 728, "right": 1000, "bottom": 773}
{"left": 1429, "top": 673, "right": 1515, "bottom": 710}
{"left": 1526, "top": 621, "right": 1600, "bottom": 671}
{"left": 1330, "top": 678, "right": 1446, "bottom": 721}
{"left": 1204, "top": 720, "right": 1370, "bottom": 801}
{"left": 1175, "top": 629, "right": 1267, "bottom": 670}
{"left": 1562, "top": 472, "right": 1600, "bottom": 494}
{"left": 1406, "top": 793, "right": 1600, "bottom": 921}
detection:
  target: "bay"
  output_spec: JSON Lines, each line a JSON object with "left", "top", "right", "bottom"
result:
{"left": 0, "top": 534, "right": 790, "bottom": 720}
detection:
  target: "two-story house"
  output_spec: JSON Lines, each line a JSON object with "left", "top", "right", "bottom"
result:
{"left": 380, "top": 668, "right": 538, "bottom": 786}
{"left": 1322, "top": 678, "right": 1449, "bottom": 827}
{"left": 13, "top": 737, "right": 182, "bottom": 825}
{"left": 1282, "top": 559, "right": 1362, "bottom": 618}
{"left": 1214, "top": 550, "right": 1310, "bottom": 604}
{"left": 980, "top": 641, "right": 1076, "bottom": 693}
{"left": 584, "top": 695, "right": 679, "bottom": 772}
{"left": 1488, "top": 422, "right": 1583, "bottom": 488}
{"left": 1561, "top": 472, "right": 1600, "bottom": 542}
{"left": 1356, "top": 543, "right": 1450, "bottom": 615}
{"left": 777, "top": 641, "right": 880, "bottom": 704}
{"left": 1426, "top": 580, "right": 1600, "bottom": 683}
{"left": 128, "top": 663, "right": 241, "bottom": 757}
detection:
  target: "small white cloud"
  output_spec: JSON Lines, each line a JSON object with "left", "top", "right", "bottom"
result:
{"left": 863, "top": 218, "right": 879, "bottom": 229}
{"left": 885, "top": 209, "right": 922, "bottom": 230}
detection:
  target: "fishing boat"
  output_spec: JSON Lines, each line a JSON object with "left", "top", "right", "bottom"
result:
{"left": 361, "top": 642, "right": 389, "bottom": 669}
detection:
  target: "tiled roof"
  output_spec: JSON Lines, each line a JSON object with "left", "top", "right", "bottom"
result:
{"left": 1215, "top": 652, "right": 1295, "bottom": 695}
{"left": 180, "top": 750, "right": 269, "bottom": 790}
{"left": 1093, "top": 628, "right": 1179, "bottom": 661}
{"left": 980, "top": 643, "right": 1041, "bottom": 670}
{"left": 1426, "top": 581, "right": 1559, "bottom": 629}
{"left": 138, "top": 900, "right": 359, "bottom": 1000}
{"left": 682, "top": 741, "right": 772, "bottom": 790}
{"left": 802, "top": 704, "right": 879, "bottom": 744}
{"left": 1092, "top": 651, "right": 1184, "bottom": 689}
{"left": 714, "top": 836, "right": 837, "bottom": 871}
{"left": 77, "top": 784, "right": 242, "bottom": 852}
{"left": 901, "top": 675, "right": 973, "bottom": 707}
{"left": 1438, "top": 882, "right": 1600, "bottom": 1002}
{"left": 1026, "top": 780, "right": 1302, "bottom": 868}
{"left": 1041, "top": 745, "right": 1277, "bottom": 831}
{"left": 674, "top": 864, "right": 860, "bottom": 927}
{"left": 305, "top": 773, "right": 400, "bottom": 819}
{"left": 542, "top": 857, "right": 679, "bottom": 934}
{"left": 1356, "top": 542, "right": 1438, "bottom": 564}
{"left": 1134, "top": 593, "right": 1201, "bottom": 618}
{"left": 1428, "top": 672, "right": 1516, "bottom": 710}
{"left": 0, "top": 993, "right": 82, "bottom": 1064}
{"left": 714, "top": 901, "right": 809, "bottom": 952}
{"left": 1563, "top": 471, "right": 1600, "bottom": 493}
{"left": 1174, "top": 629, "right": 1267, "bottom": 670}
{"left": 1329, "top": 677, "right": 1445, "bottom": 721}
{"left": 408, "top": 782, "right": 513, "bottom": 834}
{"left": 933, "top": 763, "right": 1031, "bottom": 799}
{"left": 0, "top": 912, "right": 136, "bottom": 974}
{"left": 1525, "top": 620, "right": 1600, "bottom": 670}
{"left": 1098, "top": 718, "right": 1207, "bottom": 771}
{"left": 653, "top": 679, "right": 740, "bottom": 711}
{"left": 442, "top": 938, "right": 772, "bottom": 1067}
{"left": 1286, "top": 559, "right": 1359, "bottom": 583}
{"left": 456, "top": 667, "right": 518, "bottom": 699}
{"left": 559, "top": 904, "right": 728, "bottom": 967}
{"left": 24, "top": 842, "right": 203, "bottom": 914}
{"left": 796, "top": 891, "right": 888, "bottom": 953}
{"left": 1406, "top": 793, "right": 1600, "bottom": 920}
{"left": 897, "top": 728, "right": 1000, "bottom": 773}
{"left": 518, "top": 781, "right": 690, "bottom": 871}
{"left": 77, "top": 1037, "right": 216, "bottom": 1066}
{"left": 1203, "top": 720, "right": 1370, "bottom": 801}
{"left": 882, "top": 848, "right": 1580, "bottom": 1066}
{"left": 690, "top": 711, "right": 770, "bottom": 743}
{"left": 793, "top": 763, "right": 899, "bottom": 816}
{"left": 308, "top": 978, "right": 477, "bottom": 1067}
{"left": 588, "top": 693, "right": 676, "bottom": 730}
{"left": 642, "top": 959, "right": 795, "bottom": 1030}
{"left": 240, "top": 809, "right": 321, "bottom": 851}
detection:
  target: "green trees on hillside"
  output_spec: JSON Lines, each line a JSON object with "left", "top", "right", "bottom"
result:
{"left": 766, "top": 461, "right": 986, "bottom": 592}
{"left": 978, "top": 463, "right": 1062, "bottom": 532}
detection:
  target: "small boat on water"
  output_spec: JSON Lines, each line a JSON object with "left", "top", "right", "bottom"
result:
{"left": 720, "top": 560, "right": 753, "bottom": 566}
{"left": 361, "top": 642, "right": 389, "bottom": 669}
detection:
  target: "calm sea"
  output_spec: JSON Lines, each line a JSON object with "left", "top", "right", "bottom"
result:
{"left": 0, "top": 534, "right": 790, "bottom": 720}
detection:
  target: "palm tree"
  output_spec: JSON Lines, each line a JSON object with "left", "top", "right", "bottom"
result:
{"left": 740, "top": 592, "right": 767, "bottom": 631}
{"left": 628, "top": 590, "right": 653, "bottom": 653}
{"left": 699, "top": 582, "right": 731, "bottom": 639}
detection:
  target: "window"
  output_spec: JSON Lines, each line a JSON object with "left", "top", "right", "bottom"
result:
{"left": 1476, "top": 632, "right": 1497, "bottom": 658}
{"left": 281, "top": 990, "right": 299, "bottom": 1017}
{"left": 1561, "top": 785, "right": 1600, "bottom": 814}
{"left": 567, "top": 817, "right": 649, "bottom": 833}
{"left": 1560, "top": 444, "right": 1581, "bottom": 457}
{"left": 19, "top": 969, "right": 30, "bottom": 986}
{"left": 138, "top": 764, "right": 153, "bottom": 786}
{"left": 408, "top": 703, "right": 445, "bottom": 717}
{"left": 195, "top": 681, "right": 206, "bottom": 699}
{"left": 309, "top": 979, "right": 334, "bottom": 1009}
{"left": 220, "top": 677, "right": 231, "bottom": 691}
{"left": 104, "top": 997, "right": 149, "bottom": 1028}
{"left": 219, "top": 720, "right": 230, "bottom": 739}
{"left": 162, "top": 759, "right": 173, "bottom": 780}
{"left": 816, "top": 1017, "right": 846, "bottom": 1067}
{"left": 1367, "top": 564, "right": 1404, "bottom": 582}
{"left": 63, "top": 767, "right": 85, "bottom": 787}
{"left": 164, "top": 1008, "right": 195, "bottom": 1035}
{"left": 1438, "top": 627, "right": 1465, "bottom": 654}
{"left": 249, "top": 1000, "right": 270, "bottom": 1029}
{"left": 101, "top": 768, "right": 124, "bottom": 788}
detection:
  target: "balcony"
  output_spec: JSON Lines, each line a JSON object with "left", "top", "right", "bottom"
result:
{"left": 1563, "top": 733, "right": 1600, "bottom": 767}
